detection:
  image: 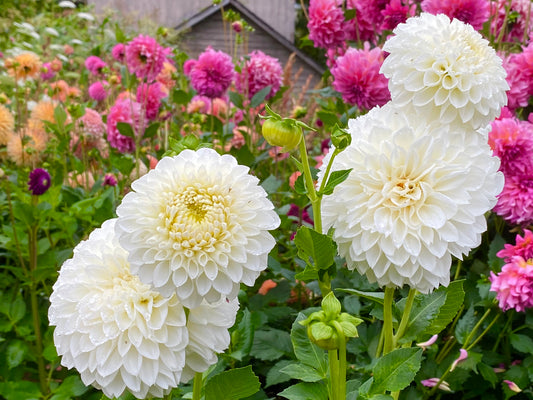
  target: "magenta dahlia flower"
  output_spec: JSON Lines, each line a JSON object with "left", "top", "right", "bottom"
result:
{"left": 498, "top": 230, "right": 533, "bottom": 263}
{"left": 189, "top": 47, "right": 234, "bottom": 99}
{"left": 106, "top": 98, "right": 143, "bottom": 153}
{"left": 111, "top": 43, "right": 126, "bottom": 62}
{"left": 307, "top": 0, "right": 347, "bottom": 49}
{"left": 41, "top": 62, "right": 56, "bottom": 80}
{"left": 236, "top": 51, "right": 283, "bottom": 100}
{"left": 494, "top": 174, "right": 533, "bottom": 226}
{"left": 488, "top": 117, "right": 533, "bottom": 175}
{"left": 84, "top": 55, "right": 107, "bottom": 76}
{"left": 125, "top": 34, "right": 166, "bottom": 82}
{"left": 136, "top": 82, "right": 167, "bottom": 121}
{"left": 330, "top": 43, "right": 390, "bottom": 110}
{"left": 88, "top": 81, "right": 108, "bottom": 102}
{"left": 28, "top": 168, "right": 51, "bottom": 195}
{"left": 421, "top": 0, "right": 490, "bottom": 31}
{"left": 381, "top": 0, "right": 417, "bottom": 31}
{"left": 502, "top": 54, "right": 531, "bottom": 111}
{"left": 345, "top": 0, "right": 386, "bottom": 42}
{"left": 490, "top": 256, "right": 533, "bottom": 312}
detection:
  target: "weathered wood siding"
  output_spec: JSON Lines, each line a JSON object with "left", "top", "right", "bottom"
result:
{"left": 88, "top": 0, "right": 295, "bottom": 42}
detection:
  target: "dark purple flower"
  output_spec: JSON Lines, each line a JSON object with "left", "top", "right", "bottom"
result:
{"left": 103, "top": 173, "right": 117, "bottom": 187}
{"left": 28, "top": 168, "right": 51, "bottom": 195}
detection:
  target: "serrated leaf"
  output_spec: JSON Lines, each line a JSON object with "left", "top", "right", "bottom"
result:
{"left": 8, "top": 295, "right": 26, "bottom": 324}
{"left": 250, "top": 85, "right": 272, "bottom": 108}
{"left": 369, "top": 348, "right": 422, "bottom": 394}
{"left": 337, "top": 288, "right": 385, "bottom": 305}
{"left": 6, "top": 340, "right": 26, "bottom": 369}
{"left": 116, "top": 122, "right": 135, "bottom": 138}
{"left": 205, "top": 366, "right": 260, "bottom": 400}
{"left": 278, "top": 382, "right": 329, "bottom": 400}
{"left": 316, "top": 110, "right": 339, "bottom": 128}
{"left": 320, "top": 169, "right": 352, "bottom": 195}
{"left": 294, "top": 226, "right": 337, "bottom": 270}
{"left": 266, "top": 360, "right": 293, "bottom": 388}
{"left": 478, "top": 362, "right": 498, "bottom": 388}
{"left": 0, "top": 381, "right": 41, "bottom": 400}
{"left": 291, "top": 312, "right": 327, "bottom": 373}
{"left": 52, "top": 375, "right": 88, "bottom": 398}
{"left": 455, "top": 307, "right": 476, "bottom": 345}
{"left": 261, "top": 175, "right": 283, "bottom": 195}
{"left": 401, "top": 290, "right": 447, "bottom": 343}
{"left": 229, "top": 308, "right": 254, "bottom": 361}
{"left": 280, "top": 363, "right": 325, "bottom": 382}
{"left": 423, "top": 280, "right": 465, "bottom": 336}
{"left": 510, "top": 333, "right": 533, "bottom": 354}
{"left": 252, "top": 329, "right": 292, "bottom": 361}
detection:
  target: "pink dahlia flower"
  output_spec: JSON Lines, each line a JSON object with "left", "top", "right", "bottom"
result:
{"left": 490, "top": 256, "right": 533, "bottom": 312}
{"left": 41, "top": 62, "right": 56, "bottom": 80}
{"left": 183, "top": 59, "right": 197, "bottom": 77}
{"left": 307, "top": 0, "right": 347, "bottom": 49}
{"left": 331, "top": 43, "right": 390, "bottom": 110}
{"left": 502, "top": 53, "right": 531, "bottom": 111}
{"left": 490, "top": 0, "right": 533, "bottom": 43}
{"left": 497, "top": 230, "right": 533, "bottom": 263}
{"left": 236, "top": 51, "right": 283, "bottom": 100}
{"left": 488, "top": 117, "right": 533, "bottom": 175}
{"left": 125, "top": 34, "right": 166, "bottom": 82}
{"left": 494, "top": 174, "right": 533, "bottom": 226}
{"left": 189, "top": 47, "right": 234, "bottom": 99}
{"left": 84, "top": 55, "right": 107, "bottom": 76}
{"left": 381, "top": 0, "right": 417, "bottom": 31}
{"left": 106, "top": 98, "right": 143, "bottom": 153}
{"left": 88, "top": 81, "right": 108, "bottom": 102}
{"left": 136, "top": 82, "right": 167, "bottom": 121}
{"left": 78, "top": 108, "right": 105, "bottom": 138}
{"left": 111, "top": 43, "right": 126, "bottom": 62}
{"left": 187, "top": 95, "right": 211, "bottom": 114}
{"left": 421, "top": 0, "right": 490, "bottom": 31}
{"left": 345, "top": 0, "right": 386, "bottom": 42}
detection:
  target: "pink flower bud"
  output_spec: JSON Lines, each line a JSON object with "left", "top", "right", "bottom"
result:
{"left": 450, "top": 348, "right": 468, "bottom": 371}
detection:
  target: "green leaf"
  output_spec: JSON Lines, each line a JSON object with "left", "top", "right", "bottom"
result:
{"left": 172, "top": 89, "right": 192, "bottom": 105}
{"left": 204, "top": 366, "right": 260, "bottom": 400}
{"left": 266, "top": 360, "right": 293, "bottom": 388}
{"left": 114, "top": 22, "right": 126, "bottom": 42}
{"left": 0, "top": 381, "right": 41, "bottom": 400}
{"left": 261, "top": 174, "right": 283, "bottom": 195}
{"left": 510, "top": 333, "right": 533, "bottom": 354}
{"left": 478, "top": 362, "right": 498, "bottom": 388}
{"left": 316, "top": 110, "right": 339, "bottom": 128}
{"left": 6, "top": 340, "right": 27, "bottom": 369}
{"left": 488, "top": 234, "right": 506, "bottom": 270}
{"left": 252, "top": 329, "right": 292, "bottom": 361}
{"left": 116, "top": 122, "right": 136, "bottom": 138}
{"left": 278, "top": 382, "right": 329, "bottom": 400}
{"left": 54, "top": 105, "right": 68, "bottom": 129}
{"left": 294, "top": 226, "right": 337, "bottom": 270}
{"left": 455, "top": 307, "right": 475, "bottom": 345}
{"left": 369, "top": 348, "right": 423, "bottom": 394}
{"left": 320, "top": 169, "right": 352, "bottom": 195}
{"left": 51, "top": 375, "right": 89, "bottom": 399}
{"left": 250, "top": 85, "right": 272, "bottom": 108}
{"left": 279, "top": 362, "right": 326, "bottom": 382}
{"left": 229, "top": 308, "right": 254, "bottom": 361}
{"left": 228, "top": 91, "right": 244, "bottom": 109}
{"left": 423, "top": 280, "right": 465, "bottom": 336}
{"left": 143, "top": 122, "right": 160, "bottom": 139}
{"left": 291, "top": 312, "right": 327, "bottom": 373}
{"left": 337, "top": 288, "right": 385, "bottom": 305}
{"left": 294, "top": 265, "right": 319, "bottom": 282}
{"left": 8, "top": 295, "right": 26, "bottom": 324}
{"left": 401, "top": 290, "right": 447, "bottom": 343}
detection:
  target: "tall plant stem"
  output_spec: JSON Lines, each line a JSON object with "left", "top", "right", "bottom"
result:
{"left": 383, "top": 286, "right": 396, "bottom": 355}
{"left": 393, "top": 288, "right": 417, "bottom": 347}
{"left": 328, "top": 349, "right": 340, "bottom": 400}
{"left": 192, "top": 372, "right": 203, "bottom": 400}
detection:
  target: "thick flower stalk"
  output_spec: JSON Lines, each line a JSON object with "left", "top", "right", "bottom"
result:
{"left": 320, "top": 104, "right": 503, "bottom": 293}
{"left": 381, "top": 12, "right": 508, "bottom": 130}
{"left": 115, "top": 148, "right": 280, "bottom": 308}
{"left": 49, "top": 219, "right": 189, "bottom": 399}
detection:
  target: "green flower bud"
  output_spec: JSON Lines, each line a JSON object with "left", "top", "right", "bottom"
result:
{"left": 261, "top": 118, "right": 303, "bottom": 152}
{"left": 330, "top": 125, "right": 351, "bottom": 151}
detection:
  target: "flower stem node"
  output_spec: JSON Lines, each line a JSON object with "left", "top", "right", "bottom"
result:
{"left": 330, "top": 125, "right": 351, "bottom": 151}
{"left": 299, "top": 292, "right": 362, "bottom": 350}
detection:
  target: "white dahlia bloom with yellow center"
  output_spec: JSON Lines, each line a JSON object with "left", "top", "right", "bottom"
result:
{"left": 320, "top": 104, "right": 503, "bottom": 293}
{"left": 115, "top": 148, "right": 280, "bottom": 308}
{"left": 49, "top": 219, "right": 188, "bottom": 399}
{"left": 181, "top": 298, "right": 239, "bottom": 383}
{"left": 381, "top": 13, "right": 508, "bottom": 130}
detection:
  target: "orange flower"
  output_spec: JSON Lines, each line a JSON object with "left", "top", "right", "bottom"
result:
{"left": 6, "top": 52, "right": 42, "bottom": 80}
{"left": 48, "top": 80, "right": 70, "bottom": 102}
{"left": 0, "top": 104, "right": 15, "bottom": 146}
{"left": 7, "top": 127, "right": 47, "bottom": 166}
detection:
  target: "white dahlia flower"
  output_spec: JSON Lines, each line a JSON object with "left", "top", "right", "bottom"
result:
{"left": 320, "top": 104, "right": 503, "bottom": 293}
{"left": 181, "top": 298, "right": 239, "bottom": 383}
{"left": 115, "top": 148, "right": 280, "bottom": 308}
{"left": 49, "top": 219, "right": 188, "bottom": 399}
{"left": 381, "top": 13, "right": 508, "bottom": 130}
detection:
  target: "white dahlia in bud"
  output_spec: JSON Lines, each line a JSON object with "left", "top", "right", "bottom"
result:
{"left": 181, "top": 298, "right": 239, "bottom": 383}
{"left": 381, "top": 13, "right": 508, "bottom": 130}
{"left": 49, "top": 219, "right": 188, "bottom": 399}
{"left": 115, "top": 148, "right": 280, "bottom": 308}
{"left": 320, "top": 104, "right": 503, "bottom": 293}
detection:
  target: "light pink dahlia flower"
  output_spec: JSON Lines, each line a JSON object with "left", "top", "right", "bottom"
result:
{"left": 490, "top": 256, "right": 533, "bottom": 312}
{"left": 236, "top": 50, "right": 283, "bottom": 100}
{"left": 307, "top": 0, "right": 347, "bottom": 49}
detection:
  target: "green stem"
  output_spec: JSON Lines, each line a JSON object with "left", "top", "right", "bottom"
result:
{"left": 383, "top": 286, "right": 396, "bottom": 355}
{"left": 466, "top": 313, "right": 501, "bottom": 351}
{"left": 453, "top": 260, "right": 462, "bottom": 280}
{"left": 298, "top": 138, "right": 320, "bottom": 232}
{"left": 331, "top": 321, "right": 347, "bottom": 400}
{"left": 462, "top": 308, "right": 492, "bottom": 349}
{"left": 393, "top": 288, "right": 417, "bottom": 347}
{"left": 192, "top": 372, "right": 203, "bottom": 400}
{"left": 493, "top": 311, "right": 513, "bottom": 352}
{"left": 328, "top": 349, "right": 339, "bottom": 400}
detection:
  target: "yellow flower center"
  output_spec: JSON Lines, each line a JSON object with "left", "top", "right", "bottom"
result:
{"left": 389, "top": 178, "right": 422, "bottom": 208}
